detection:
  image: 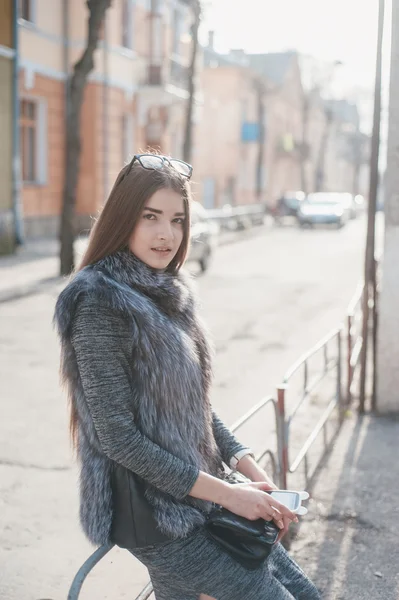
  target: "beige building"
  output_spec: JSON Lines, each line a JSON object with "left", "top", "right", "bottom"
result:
{"left": 194, "top": 49, "right": 305, "bottom": 209}
{"left": 193, "top": 57, "right": 264, "bottom": 208}
{"left": 248, "top": 51, "right": 304, "bottom": 206}
{"left": 323, "top": 100, "right": 369, "bottom": 197}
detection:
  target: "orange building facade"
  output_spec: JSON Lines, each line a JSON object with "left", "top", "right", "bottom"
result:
{"left": 16, "top": 0, "right": 193, "bottom": 237}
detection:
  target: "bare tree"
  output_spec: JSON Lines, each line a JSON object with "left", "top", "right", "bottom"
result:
{"left": 314, "top": 104, "right": 333, "bottom": 192}
{"left": 59, "top": 0, "right": 112, "bottom": 276}
{"left": 183, "top": 0, "right": 201, "bottom": 164}
{"left": 300, "top": 94, "right": 310, "bottom": 193}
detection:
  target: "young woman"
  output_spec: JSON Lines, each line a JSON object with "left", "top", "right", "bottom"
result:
{"left": 55, "top": 154, "right": 320, "bottom": 600}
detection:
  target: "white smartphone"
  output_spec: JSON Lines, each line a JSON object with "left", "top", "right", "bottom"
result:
{"left": 269, "top": 490, "right": 309, "bottom": 515}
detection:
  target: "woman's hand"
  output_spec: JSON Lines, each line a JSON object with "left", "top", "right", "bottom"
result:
{"left": 221, "top": 482, "right": 298, "bottom": 533}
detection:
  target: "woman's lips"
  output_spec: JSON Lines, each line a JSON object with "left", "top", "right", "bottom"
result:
{"left": 151, "top": 247, "right": 172, "bottom": 255}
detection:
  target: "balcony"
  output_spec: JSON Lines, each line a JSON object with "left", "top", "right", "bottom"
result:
{"left": 169, "top": 57, "right": 190, "bottom": 93}
{"left": 139, "top": 58, "right": 190, "bottom": 106}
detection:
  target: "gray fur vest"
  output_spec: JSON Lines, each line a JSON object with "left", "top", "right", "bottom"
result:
{"left": 54, "top": 250, "right": 223, "bottom": 546}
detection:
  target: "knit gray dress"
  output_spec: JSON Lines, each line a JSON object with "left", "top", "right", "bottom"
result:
{"left": 55, "top": 251, "right": 321, "bottom": 600}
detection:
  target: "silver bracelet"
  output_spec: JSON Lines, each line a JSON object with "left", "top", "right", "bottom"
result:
{"left": 229, "top": 449, "right": 255, "bottom": 470}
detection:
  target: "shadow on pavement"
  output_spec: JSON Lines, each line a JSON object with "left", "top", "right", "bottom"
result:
{"left": 292, "top": 412, "right": 399, "bottom": 600}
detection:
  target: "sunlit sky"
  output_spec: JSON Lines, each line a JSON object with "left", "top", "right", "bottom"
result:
{"left": 201, "top": 0, "right": 392, "bottom": 131}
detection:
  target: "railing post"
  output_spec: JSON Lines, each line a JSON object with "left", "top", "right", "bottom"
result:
{"left": 303, "top": 362, "right": 308, "bottom": 393}
{"left": 337, "top": 330, "right": 344, "bottom": 425}
{"left": 276, "top": 385, "right": 288, "bottom": 489}
{"left": 347, "top": 314, "right": 353, "bottom": 406}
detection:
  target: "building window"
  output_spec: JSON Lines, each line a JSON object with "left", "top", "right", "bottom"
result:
{"left": 20, "top": 100, "right": 37, "bottom": 182}
{"left": 19, "top": 0, "right": 35, "bottom": 23}
{"left": 20, "top": 98, "right": 47, "bottom": 184}
{"left": 122, "top": 0, "right": 133, "bottom": 49}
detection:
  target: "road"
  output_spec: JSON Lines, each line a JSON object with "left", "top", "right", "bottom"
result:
{"left": 0, "top": 215, "right": 381, "bottom": 600}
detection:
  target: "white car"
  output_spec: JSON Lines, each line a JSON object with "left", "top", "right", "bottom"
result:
{"left": 187, "top": 202, "right": 219, "bottom": 272}
{"left": 298, "top": 193, "right": 351, "bottom": 228}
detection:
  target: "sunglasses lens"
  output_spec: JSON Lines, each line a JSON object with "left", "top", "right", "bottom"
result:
{"left": 139, "top": 155, "right": 164, "bottom": 170}
{"left": 170, "top": 159, "right": 192, "bottom": 178}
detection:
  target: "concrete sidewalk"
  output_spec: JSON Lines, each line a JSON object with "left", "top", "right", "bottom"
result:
{"left": 290, "top": 412, "right": 399, "bottom": 600}
{"left": 0, "top": 237, "right": 88, "bottom": 303}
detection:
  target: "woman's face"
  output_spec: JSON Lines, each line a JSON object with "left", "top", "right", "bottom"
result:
{"left": 129, "top": 187, "right": 186, "bottom": 270}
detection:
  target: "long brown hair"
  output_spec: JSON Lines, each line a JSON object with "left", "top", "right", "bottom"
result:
{"left": 67, "top": 158, "right": 192, "bottom": 447}
{"left": 78, "top": 159, "right": 192, "bottom": 273}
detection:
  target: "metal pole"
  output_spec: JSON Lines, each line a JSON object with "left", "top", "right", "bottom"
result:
{"left": 372, "top": 257, "right": 378, "bottom": 410}
{"left": 347, "top": 314, "right": 353, "bottom": 406}
{"left": 337, "top": 330, "right": 344, "bottom": 424}
{"left": 359, "top": 0, "right": 385, "bottom": 413}
{"left": 11, "top": 0, "right": 24, "bottom": 245}
{"left": 276, "top": 385, "right": 288, "bottom": 489}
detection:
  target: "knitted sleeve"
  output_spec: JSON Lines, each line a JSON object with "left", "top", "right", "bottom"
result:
{"left": 211, "top": 410, "right": 251, "bottom": 466}
{"left": 71, "top": 299, "right": 199, "bottom": 499}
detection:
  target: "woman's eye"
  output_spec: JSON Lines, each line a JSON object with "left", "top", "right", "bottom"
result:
{"left": 144, "top": 213, "right": 156, "bottom": 220}
{"left": 173, "top": 218, "right": 185, "bottom": 225}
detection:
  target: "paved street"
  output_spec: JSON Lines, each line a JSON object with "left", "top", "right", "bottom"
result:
{"left": 0, "top": 216, "right": 381, "bottom": 599}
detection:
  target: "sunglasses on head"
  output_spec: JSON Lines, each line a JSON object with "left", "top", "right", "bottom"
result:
{"left": 124, "top": 154, "right": 193, "bottom": 180}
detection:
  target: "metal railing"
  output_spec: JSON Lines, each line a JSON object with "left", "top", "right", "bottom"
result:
{"left": 277, "top": 328, "right": 343, "bottom": 489}
{"left": 67, "top": 279, "right": 372, "bottom": 600}
{"left": 229, "top": 396, "right": 281, "bottom": 487}
{"left": 206, "top": 204, "right": 265, "bottom": 232}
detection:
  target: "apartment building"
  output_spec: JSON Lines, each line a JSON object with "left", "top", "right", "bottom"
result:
{"left": 15, "top": 0, "right": 193, "bottom": 238}
{"left": 194, "top": 48, "right": 305, "bottom": 209}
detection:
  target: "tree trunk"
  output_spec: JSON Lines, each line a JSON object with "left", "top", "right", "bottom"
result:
{"left": 59, "top": 0, "right": 112, "bottom": 276}
{"left": 255, "top": 81, "right": 265, "bottom": 203}
{"left": 314, "top": 107, "right": 333, "bottom": 192}
{"left": 182, "top": 0, "right": 201, "bottom": 165}
{"left": 300, "top": 95, "right": 309, "bottom": 193}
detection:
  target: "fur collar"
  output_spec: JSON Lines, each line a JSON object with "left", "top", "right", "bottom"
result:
{"left": 92, "top": 249, "right": 194, "bottom": 317}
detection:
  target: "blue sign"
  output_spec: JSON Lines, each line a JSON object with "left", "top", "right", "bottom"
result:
{"left": 241, "top": 122, "right": 260, "bottom": 142}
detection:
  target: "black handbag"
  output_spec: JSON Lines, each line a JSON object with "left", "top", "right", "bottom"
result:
{"left": 111, "top": 464, "right": 172, "bottom": 549}
{"left": 205, "top": 505, "right": 279, "bottom": 570}
{"left": 205, "top": 471, "right": 280, "bottom": 570}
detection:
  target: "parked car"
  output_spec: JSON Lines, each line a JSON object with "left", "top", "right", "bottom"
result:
{"left": 187, "top": 201, "right": 219, "bottom": 272}
{"left": 274, "top": 191, "right": 306, "bottom": 225}
{"left": 297, "top": 192, "right": 351, "bottom": 228}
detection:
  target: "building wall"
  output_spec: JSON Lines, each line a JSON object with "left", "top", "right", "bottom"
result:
{"left": 0, "top": 0, "right": 14, "bottom": 254}
{"left": 194, "top": 66, "right": 261, "bottom": 208}
{"left": 261, "top": 69, "right": 303, "bottom": 204}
